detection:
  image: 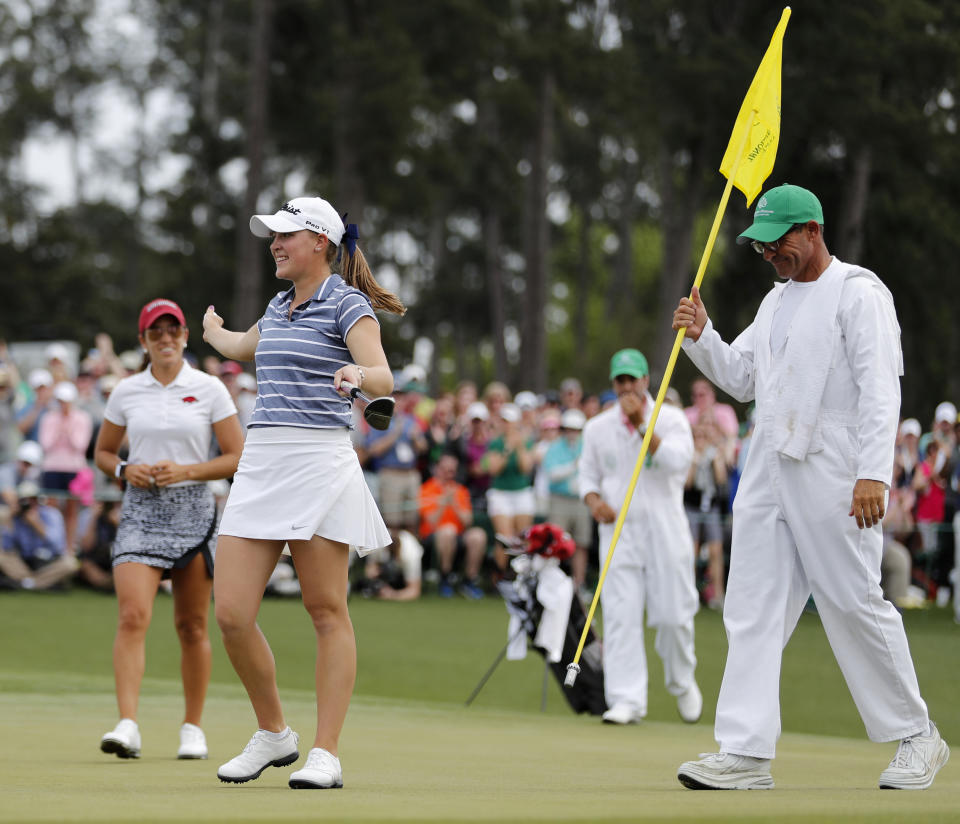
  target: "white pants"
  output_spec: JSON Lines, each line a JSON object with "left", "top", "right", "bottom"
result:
{"left": 599, "top": 522, "right": 698, "bottom": 714}
{"left": 716, "top": 425, "right": 929, "bottom": 758}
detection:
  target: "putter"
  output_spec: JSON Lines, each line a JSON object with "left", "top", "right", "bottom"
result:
{"left": 341, "top": 380, "right": 395, "bottom": 430}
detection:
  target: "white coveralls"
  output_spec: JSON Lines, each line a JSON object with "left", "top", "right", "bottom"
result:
{"left": 579, "top": 397, "right": 699, "bottom": 716}
{"left": 682, "top": 257, "right": 929, "bottom": 758}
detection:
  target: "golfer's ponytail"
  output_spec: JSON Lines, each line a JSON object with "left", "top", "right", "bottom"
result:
{"left": 339, "top": 245, "right": 406, "bottom": 316}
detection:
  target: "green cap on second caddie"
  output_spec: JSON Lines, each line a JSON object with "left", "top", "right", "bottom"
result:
{"left": 736, "top": 183, "right": 824, "bottom": 244}
{"left": 609, "top": 348, "right": 648, "bottom": 380}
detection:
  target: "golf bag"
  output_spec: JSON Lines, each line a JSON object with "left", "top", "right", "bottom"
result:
{"left": 497, "top": 524, "right": 606, "bottom": 716}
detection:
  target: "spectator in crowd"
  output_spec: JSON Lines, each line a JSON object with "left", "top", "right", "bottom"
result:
{"left": 881, "top": 485, "right": 920, "bottom": 608}
{"left": 0, "top": 440, "right": 44, "bottom": 510}
{"left": 581, "top": 393, "right": 601, "bottom": 420}
{"left": 893, "top": 418, "right": 922, "bottom": 489}
{"left": 560, "top": 377, "right": 583, "bottom": 412}
{"left": 685, "top": 378, "right": 738, "bottom": 467}
{"left": 424, "top": 392, "right": 457, "bottom": 479}
{"left": 364, "top": 385, "right": 428, "bottom": 536}
{"left": 456, "top": 400, "right": 493, "bottom": 540}
{"left": 17, "top": 368, "right": 54, "bottom": 442}
{"left": 75, "top": 490, "right": 123, "bottom": 592}
{"left": 0, "top": 363, "right": 19, "bottom": 471}
{"left": 484, "top": 403, "right": 536, "bottom": 572}
{"left": 929, "top": 402, "right": 957, "bottom": 473}
{"left": 357, "top": 529, "right": 424, "bottom": 601}
{"left": 234, "top": 372, "right": 257, "bottom": 430}
{"left": 532, "top": 409, "right": 562, "bottom": 518}
{"left": 45, "top": 343, "right": 72, "bottom": 383}
{"left": 39, "top": 381, "right": 93, "bottom": 549}
{"left": 419, "top": 452, "right": 486, "bottom": 599}
{"left": 542, "top": 408, "right": 591, "bottom": 597}
{"left": 452, "top": 380, "right": 478, "bottom": 422}
{"left": 580, "top": 348, "right": 701, "bottom": 726}
{"left": 685, "top": 420, "right": 729, "bottom": 610}
{"left": 913, "top": 439, "right": 945, "bottom": 564}
{"left": 482, "top": 381, "right": 511, "bottom": 422}
{"left": 0, "top": 480, "right": 77, "bottom": 590}
{"left": 95, "top": 298, "right": 243, "bottom": 763}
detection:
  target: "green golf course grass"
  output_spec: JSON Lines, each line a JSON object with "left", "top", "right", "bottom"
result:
{"left": 1, "top": 589, "right": 957, "bottom": 822}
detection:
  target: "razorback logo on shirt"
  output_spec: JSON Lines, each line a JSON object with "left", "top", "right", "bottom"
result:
{"left": 182, "top": 396, "right": 199, "bottom": 403}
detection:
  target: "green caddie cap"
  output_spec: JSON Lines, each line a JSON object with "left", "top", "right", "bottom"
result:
{"left": 736, "top": 183, "right": 824, "bottom": 244}
{"left": 609, "top": 348, "right": 648, "bottom": 380}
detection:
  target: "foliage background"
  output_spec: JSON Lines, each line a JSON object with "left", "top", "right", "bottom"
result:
{"left": 1, "top": 0, "right": 958, "bottom": 418}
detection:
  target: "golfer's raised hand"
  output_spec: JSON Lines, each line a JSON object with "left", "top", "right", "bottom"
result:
{"left": 672, "top": 286, "right": 708, "bottom": 342}
{"left": 849, "top": 479, "right": 886, "bottom": 529}
{"left": 202, "top": 305, "right": 224, "bottom": 344}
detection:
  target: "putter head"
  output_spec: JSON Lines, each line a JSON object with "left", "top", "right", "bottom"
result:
{"left": 363, "top": 396, "right": 395, "bottom": 430}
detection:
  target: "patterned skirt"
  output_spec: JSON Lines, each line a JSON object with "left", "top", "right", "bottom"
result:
{"left": 112, "top": 483, "right": 218, "bottom": 575}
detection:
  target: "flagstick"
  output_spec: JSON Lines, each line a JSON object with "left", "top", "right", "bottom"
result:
{"left": 564, "top": 111, "right": 758, "bottom": 688}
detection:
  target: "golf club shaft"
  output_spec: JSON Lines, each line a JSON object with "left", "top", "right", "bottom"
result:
{"left": 340, "top": 380, "right": 372, "bottom": 404}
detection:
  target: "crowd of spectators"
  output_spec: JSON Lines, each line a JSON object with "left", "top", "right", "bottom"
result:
{"left": 2, "top": 336, "right": 959, "bottom": 618}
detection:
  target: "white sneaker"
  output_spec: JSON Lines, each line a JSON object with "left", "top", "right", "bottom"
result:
{"left": 601, "top": 703, "right": 644, "bottom": 725}
{"left": 879, "top": 722, "right": 950, "bottom": 789}
{"left": 101, "top": 718, "right": 141, "bottom": 759}
{"left": 289, "top": 748, "right": 343, "bottom": 789}
{"left": 217, "top": 727, "right": 300, "bottom": 783}
{"left": 677, "top": 683, "right": 703, "bottom": 724}
{"left": 677, "top": 752, "right": 774, "bottom": 790}
{"left": 177, "top": 723, "right": 208, "bottom": 760}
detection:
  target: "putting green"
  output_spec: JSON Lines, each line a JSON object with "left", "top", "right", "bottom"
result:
{"left": 1, "top": 686, "right": 957, "bottom": 823}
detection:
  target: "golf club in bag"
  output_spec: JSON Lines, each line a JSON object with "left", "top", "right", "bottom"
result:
{"left": 465, "top": 523, "right": 606, "bottom": 715}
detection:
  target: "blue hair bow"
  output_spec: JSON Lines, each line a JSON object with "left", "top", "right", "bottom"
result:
{"left": 342, "top": 223, "right": 359, "bottom": 257}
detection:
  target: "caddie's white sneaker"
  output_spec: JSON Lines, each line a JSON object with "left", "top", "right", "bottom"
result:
{"left": 677, "top": 683, "right": 703, "bottom": 724}
{"left": 601, "top": 703, "right": 644, "bottom": 725}
{"left": 100, "top": 718, "right": 141, "bottom": 759}
{"left": 177, "top": 723, "right": 208, "bottom": 760}
{"left": 879, "top": 722, "right": 950, "bottom": 789}
{"left": 677, "top": 752, "right": 774, "bottom": 790}
{"left": 217, "top": 727, "right": 300, "bottom": 783}
{"left": 288, "top": 747, "right": 343, "bottom": 789}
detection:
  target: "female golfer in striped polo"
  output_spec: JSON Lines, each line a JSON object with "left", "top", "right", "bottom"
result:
{"left": 95, "top": 298, "right": 244, "bottom": 761}
{"left": 203, "top": 196, "right": 404, "bottom": 790}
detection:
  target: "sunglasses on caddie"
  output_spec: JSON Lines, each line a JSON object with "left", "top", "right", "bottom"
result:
{"left": 749, "top": 223, "right": 806, "bottom": 256}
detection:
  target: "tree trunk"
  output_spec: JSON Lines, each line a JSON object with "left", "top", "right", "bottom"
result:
{"left": 520, "top": 70, "right": 555, "bottom": 392}
{"left": 200, "top": 0, "right": 224, "bottom": 128}
{"left": 484, "top": 208, "right": 509, "bottom": 381}
{"left": 836, "top": 144, "right": 872, "bottom": 263}
{"left": 232, "top": 0, "right": 273, "bottom": 329}
{"left": 574, "top": 209, "right": 592, "bottom": 373}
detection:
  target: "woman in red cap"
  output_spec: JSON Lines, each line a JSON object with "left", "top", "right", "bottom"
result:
{"left": 203, "top": 196, "right": 403, "bottom": 790}
{"left": 94, "top": 298, "right": 244, "bottom": 762}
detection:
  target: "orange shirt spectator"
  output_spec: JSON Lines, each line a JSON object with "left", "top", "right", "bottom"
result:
{"left": 419, "top": 455, "right": 474, "bottom": 540}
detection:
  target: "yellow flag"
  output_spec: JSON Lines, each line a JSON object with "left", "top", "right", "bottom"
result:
{"left": 719, "top": 7, "right": 791, "bottom": 206}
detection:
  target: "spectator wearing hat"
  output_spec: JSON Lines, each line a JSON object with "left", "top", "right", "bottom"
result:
{"left": 17, "top": 368, "right": 55, "bottom": 442}
{"left": 580, "top": 348, "right": 701, "bottom": 726}
{"left": 483, "top": 402, "right": 537, "bottom": 572}
{"left": 0, "top": 480, "right": 77, "bottom": 590}
{"left": 893, "top": 418, "right": 922, "bottom": 489}
{"left": 455, "top": 401, "right": 494, "bottom": 543}
{"left": 0, "top": 440, "right": 44, "bottom": 517}
{"left": 234, "top": 372, "right": 258, "bottom": 430}
{"left": 560, "top": 377, "right": 583, "bottom": 412}
{"left": 39, "top": 380, "right": 93, "bottom": 550}
{"left": 45, "top": 342, "right": 73, "bottom": 383}
{"left": 542, "top": 407, "right": 591, "bottom": 596}
{"left": 0, "top": 363, "right": 19, "bottom": 481}
{"left": 532, "top": 409, "right": 562, "bottom": 518}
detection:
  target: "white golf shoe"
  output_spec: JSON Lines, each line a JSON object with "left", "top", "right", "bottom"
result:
{"left": 177, "top": 723, "right": 208, "bottom": 760}
{"left": 601, "top": 703, "right": 644, "bottom": 725}
{"left": 217, "top": 727, "right": 300, "bottom": 783}
{"left": 677, "top": 683, "right": 703, "bottom": 724}
{"left": 677, "top": 752, "right": 774, "bottom": 790}
{"left": 878, "top": 722, "right": 950, "bottom": 789}
{"left": 100, "top": 718, "right": 141, "bottom": 759}
{"left": 289, "top": 747, "right": 343, "bottom": 789}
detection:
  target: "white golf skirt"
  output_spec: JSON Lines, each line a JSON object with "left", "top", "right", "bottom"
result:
{"left": 218, "top": 426, "right": 390, "bottom": 554}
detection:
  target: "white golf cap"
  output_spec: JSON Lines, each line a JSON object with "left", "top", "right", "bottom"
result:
{"left": 466, "top": 401, "right": 489, "bottom": 421}
{"left": 935, "top": 401, "right": 957, "bottom": 425}
{"left": 499, "top": 403, "right": 522, "bottom": 423}
{"left": 53, "top": 381, "right": 78, "bottom": 403}
{"left": 514, "top": 390, "right": 538, "bottom": 411}
{"left": 560, "top": 409, "right": 586, "bottom": 430}
{"left": 899, "top": 418, "right": 921, "bottom": 438}
{"left": 28, "top": 368, "right": 53, "bottom": 388}
{"left": 236, "top": 372, "right": 256, "bottom": 392}
{"left": 16, "top": 480, "right": 40, "bottom": 499}
{"left": 45, "top": 342, "right": 70, "bottom": 362}
{"left": 16, "top": 440, "right": 43, "bottom": 465}
{"left": 250, "top": 197, "right": 345, "bottom": 245}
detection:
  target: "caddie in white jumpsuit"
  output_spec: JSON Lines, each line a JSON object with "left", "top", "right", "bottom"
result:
{"left": 579, "top": 348, "right": 702, "bottom": 726}
{"left": 673, "top": 184, "right": 949, "bottom": 791}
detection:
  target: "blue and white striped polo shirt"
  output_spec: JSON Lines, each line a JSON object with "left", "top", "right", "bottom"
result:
{"left": 249, "top": 274, "right": 377, "bottom": 429}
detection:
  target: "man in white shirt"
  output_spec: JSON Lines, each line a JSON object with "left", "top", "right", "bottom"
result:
{"left": 579, "top": 348, "right": 702, "bottom": 726}
{"left": 672, "top": 183, "right": 948, "bottom": 791}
